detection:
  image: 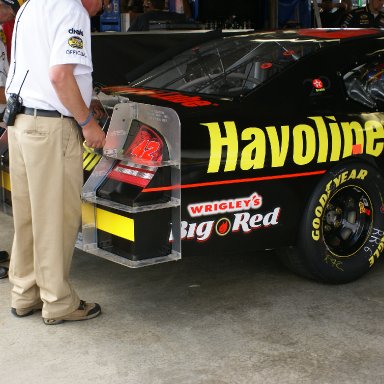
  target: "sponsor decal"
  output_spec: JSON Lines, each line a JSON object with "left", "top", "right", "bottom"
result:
{"left": 130, "top": 138, "right": 161, "bottom": 161}
{"left": 304, "top": 76, "right": 330, "bottom": 96}
{"left": 102, "top": 86, "right": 214, "bottom": 108}
{"left": 68, "top": 36, "right": 83, "bottom": 49}
{"left": 311, "top": 169, "right": 368, "bottom": 241}
{"left": 187, "top": 192, "right": 262, "bottom": 217}
{"left": 170, "top": 207, "right": 281, "bottom": 242}
{"left": 312, "top": 78, "right": 325, "bottom": 93}
{"left": 202, "top": 117, "right": 384, "bottom": 173}
{"left": 216, "top": 218, "right": 231, "bottom": 236}
{"left": 359, "top": 200, "right": 371, "bottom": 216}
{"left": 68, "top": 28, "right": 83, "bottom": 36}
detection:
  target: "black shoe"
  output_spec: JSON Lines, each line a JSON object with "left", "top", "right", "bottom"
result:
{"left": 0, "top": 266, "right": 8, "bottom": 279}
{"left": 0, "top": 251, "right": 9, "bottom": 263}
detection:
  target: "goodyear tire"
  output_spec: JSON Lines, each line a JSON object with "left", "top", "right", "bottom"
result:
{"left": 283, "top": 160, "right": 384, "bottom": 284}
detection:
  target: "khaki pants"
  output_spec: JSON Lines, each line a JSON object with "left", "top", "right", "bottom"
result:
{"left": 8, "top": 114, "right": 82, "bottom": 318}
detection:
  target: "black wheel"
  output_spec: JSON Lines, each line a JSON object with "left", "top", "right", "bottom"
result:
{"left": 281, "top": 160, "right": 384, "bottom": 283}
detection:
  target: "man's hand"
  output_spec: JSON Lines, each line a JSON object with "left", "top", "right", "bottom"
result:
{"left": 82, "top": 119, "right": 106, "bottom": 149}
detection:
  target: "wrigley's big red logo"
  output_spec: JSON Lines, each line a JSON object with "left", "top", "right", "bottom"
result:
{"left": 170, "top": 207, "right": 281, "bottom": 242}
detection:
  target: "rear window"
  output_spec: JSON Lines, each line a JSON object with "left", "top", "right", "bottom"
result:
{"left": 131, "top": 32, "right": 330, "bottom": 97}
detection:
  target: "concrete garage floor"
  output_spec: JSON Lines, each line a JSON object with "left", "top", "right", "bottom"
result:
{"left": 1, "top": 209, "right": 384, "bottom": 384}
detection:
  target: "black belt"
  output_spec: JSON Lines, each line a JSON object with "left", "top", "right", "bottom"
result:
{"left": 20, "top": 107, "right": 72, "bottom": 119}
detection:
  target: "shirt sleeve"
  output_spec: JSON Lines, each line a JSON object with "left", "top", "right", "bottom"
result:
{"left": 49, "top": 8, "right": 92, "bottom": 75}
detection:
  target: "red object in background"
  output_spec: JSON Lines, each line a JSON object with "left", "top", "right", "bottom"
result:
{"left": 298, "top": 28, "right": 380, "bottom": 40}
{"left": 2, "top": 20, "right": 14, "bottom": 61}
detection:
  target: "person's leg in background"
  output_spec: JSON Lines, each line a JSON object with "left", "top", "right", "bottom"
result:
{"left": 0, "top": 250, "right": 8, "bottom": 278}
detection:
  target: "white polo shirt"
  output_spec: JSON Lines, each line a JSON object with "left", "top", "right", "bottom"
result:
{"left": 6, "top": 0, "right": 93, "bottom": 116}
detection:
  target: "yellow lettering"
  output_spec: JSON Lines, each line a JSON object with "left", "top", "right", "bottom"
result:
{"left": 313, "top": 217, "right": 321, "bottom": 229}
{"left": 365, "top": 120, "right": 384, "bottom": 157}
{"left": 319, "top": 193, "right": 329, "bottom": 208}
{"left": 240, "top": 127, "right": 266, "bottom": 170}
{"left": 328, "top": 117, "right": 342, "bottom": 162}
{"left": 266, "top": 125, "right": 289, "bottom": 167}
{"left": 312, "top": 230, "right": 320, "bottom": 241}
{"left": 309, "top": 116, "right": 328, "bottom": 163}
{"left": 315, "top": 205, "right": 323, "bottom": 217}
{"left": 341, "top": 121, "right": 364, "bottom": 158}
{"left": 357, "top": 169, "right": 368, "bottom": 180}
{"left": 204, "top": 116, "right": 382, "bottom": 175}
{"left": 333, "top": 174, "right": 342, "bottom": 188}
{"left": 203, "top": 121, "right": 238, "bottom": 173}
{"left": 325, "top": 180, "right": 333, "bottom": 195}
{"left": 340, "top": 171, "right": 349, "bottom": 184}
{"left": 292, "top": 124, "right": 316, "bottom": 165}
{"left": 348, "top": 169, "right": 357, "bottom": 180}
{"left": 369, "top": 255, "right": 374, "bottom": 267}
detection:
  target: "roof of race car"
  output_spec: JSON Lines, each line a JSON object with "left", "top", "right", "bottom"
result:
{"left": 93, "top": 28, "right": 383, "bottom": 88}
{"left": 99, "top": 28, "right": 384, "bottom": 101}
{"left": 125, "top": 28, "right": 383, "bottom": 98}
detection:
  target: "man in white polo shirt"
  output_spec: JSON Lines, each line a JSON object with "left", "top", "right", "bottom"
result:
{"left": 6, "top": 0, "right": 107, "bottom": 325}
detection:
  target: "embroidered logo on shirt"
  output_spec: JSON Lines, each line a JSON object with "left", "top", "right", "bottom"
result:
{"left": 68, "top": 36, "right": 83, "bottom": 49}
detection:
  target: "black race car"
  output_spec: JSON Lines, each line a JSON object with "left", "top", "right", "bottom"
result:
{"left": 2, "top": 28, "right": 384, "bottom": 283}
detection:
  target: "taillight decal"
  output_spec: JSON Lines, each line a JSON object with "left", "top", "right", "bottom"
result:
{"left": 125, "top": 125, "right": 164, "bottom": 164}
{"left": 130, "top": 139, "right": 161, "bottom": 161}
{"left": 108, "top": 163, "right": 156, "bottom": 188}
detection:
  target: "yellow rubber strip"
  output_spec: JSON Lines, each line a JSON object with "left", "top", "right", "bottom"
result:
{"left": 0, "top": 171, "right": 10, "bottom": 191}
{"left": 96, "top": 207, "right": 135, "bottom": 242}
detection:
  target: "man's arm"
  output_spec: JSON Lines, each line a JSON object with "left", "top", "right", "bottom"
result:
{"left": 49, "top": 63, "right": 105, "bottom": 149}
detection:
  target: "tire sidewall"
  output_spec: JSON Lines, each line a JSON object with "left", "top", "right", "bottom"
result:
{"left": 299, "top": 161, "right": 384, "bottom": 283}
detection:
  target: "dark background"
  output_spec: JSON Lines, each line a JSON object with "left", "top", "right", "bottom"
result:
{"left": 197, "top": 0, "right": 267, "bottom": 29}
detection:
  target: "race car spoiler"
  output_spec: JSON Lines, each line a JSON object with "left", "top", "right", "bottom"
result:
{"left": 77, "top": 93, "right": 181, "bottom": 267}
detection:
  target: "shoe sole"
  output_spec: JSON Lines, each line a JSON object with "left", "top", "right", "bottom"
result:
{"left": 43, "top": 307, "right": 101, "bottom": 325}
{"left": 11, "top": 305, "right": 43, "bottom": 317}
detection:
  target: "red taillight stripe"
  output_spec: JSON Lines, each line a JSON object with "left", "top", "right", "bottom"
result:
{"left": 107, "top": 163, "right": 156, "bottom": 188}
{"left": 108, "top": 170, "right": 151, "bottom": 188}
{"left": 142, "top": 170, "right": 327, "bottom": 192}
{"left": 113, "top": 163, "right": 156, "bottom": 175}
